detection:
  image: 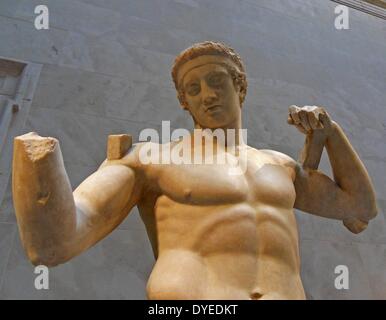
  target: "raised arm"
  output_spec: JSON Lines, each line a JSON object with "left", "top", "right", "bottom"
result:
{"left": 13, "top": 132, "right": 142, "bottom": 267}
{"left": 287, "top": 106, "right": 378, "bottom": 233}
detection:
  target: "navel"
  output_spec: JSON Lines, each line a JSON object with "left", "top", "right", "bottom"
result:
{"left": 184, "top": 188, "right": 192, "bottom": 200}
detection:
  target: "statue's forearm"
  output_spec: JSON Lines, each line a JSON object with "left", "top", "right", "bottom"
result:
{"left": 13, "top": 133, "right": 78, "bottom": 266}
{"left": 325, "top": 122, "right": 377, "bottom": 220}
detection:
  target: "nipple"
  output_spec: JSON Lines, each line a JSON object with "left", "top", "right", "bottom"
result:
{"left": 250, "top": 290, "right": 264, "bottom": 300}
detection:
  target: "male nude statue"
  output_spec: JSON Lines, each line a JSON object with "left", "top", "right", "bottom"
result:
{"left": 12, "top": 41, "right": 378, "bottom": 300}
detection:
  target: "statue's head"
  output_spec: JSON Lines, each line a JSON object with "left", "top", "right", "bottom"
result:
{"left": 171, "top": 41, "right": 248, "bottom": 129}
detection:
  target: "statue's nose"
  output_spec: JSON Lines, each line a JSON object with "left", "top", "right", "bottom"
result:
{"left": 203, "top": 94, "right": 217, "bottom": 106}
{"left": 202, "top": 84, "right": 218, "bottom": 106}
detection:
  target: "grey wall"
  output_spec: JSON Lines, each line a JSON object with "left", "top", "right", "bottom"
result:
{"left": 0, "top": 0, "right": 385, "bottom": 299}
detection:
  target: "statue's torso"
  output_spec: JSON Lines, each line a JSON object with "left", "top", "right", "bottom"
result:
{"left": 128, "top": 144, "right": 305, "bottom": 299}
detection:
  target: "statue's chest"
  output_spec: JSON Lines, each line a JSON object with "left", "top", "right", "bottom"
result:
{"left": 247, "top": 161, "right": 296, "bottom": 208}
{"left": 146, "top": 156, "right": 295, "bottom": 207}
{"left": 151, "top": 162, "right": 248, "bottom": 205}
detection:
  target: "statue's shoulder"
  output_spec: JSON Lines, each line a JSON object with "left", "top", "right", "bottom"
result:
{"left": 115, "top": 141, "right": 158, "bottom": 168}
{"left": 258, "top": 149, "right": 294, "bottom": 162}
{"left": 258, "top": 148, "right": 298, "bottom": 173}
{"left": 99, "top": 136, "right": 159, "bottom": 171}
{"left": 244, "top": 146, "right": 295, "bottom": 167}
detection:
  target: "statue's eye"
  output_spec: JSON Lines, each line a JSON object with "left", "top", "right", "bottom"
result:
{"left": 186, "top": 83, "right": 200, "bottom": 96}
{"left": 208, "top": 73, "right": 225, "bottom": 87}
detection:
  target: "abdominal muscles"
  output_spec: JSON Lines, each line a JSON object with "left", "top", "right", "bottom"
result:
{"left": 147, "top": 199, "right": 303, "bottom": 299}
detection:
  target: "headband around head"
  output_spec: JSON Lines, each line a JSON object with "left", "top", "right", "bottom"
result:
{"left": 176, "top": 55, "right": 243, "bottom": 88}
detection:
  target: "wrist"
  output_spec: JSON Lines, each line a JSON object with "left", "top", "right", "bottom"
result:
{"left": 326, "top": 120, "right": 340, "bottom": 139}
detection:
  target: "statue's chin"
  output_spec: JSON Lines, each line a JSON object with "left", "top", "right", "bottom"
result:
{"left": 198, "top": 117, "right": 231, "bottom": 130}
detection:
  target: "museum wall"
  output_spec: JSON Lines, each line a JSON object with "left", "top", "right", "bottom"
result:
{"left": 0, "top": 0, "right": 385, "bottom": 299}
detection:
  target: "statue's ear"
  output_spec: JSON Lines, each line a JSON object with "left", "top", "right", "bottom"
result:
{"left": 235, "top": 82, "right": 246, "bottom": 107}
{"left": 177, "top": 93, "right": 189, "bottom": 110}
{"left": 179, "top": 100, "right": 187, "bottom": 110}
{"left": 231, "top": 81, "right": 240, "bottom": 96}
{"left": 234, "top": 81, "right": 240, "bottom": 91}
{"left": 233, "top": 83, "right": 243, "bottom": 107}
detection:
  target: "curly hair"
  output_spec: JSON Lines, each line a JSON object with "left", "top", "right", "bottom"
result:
{"left": 171, "top": 41, "right": 248, "bottom": 108}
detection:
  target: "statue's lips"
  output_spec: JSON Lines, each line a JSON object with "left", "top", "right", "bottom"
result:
{"left": 205, "top": 105, "right": 222, "bottom": 112}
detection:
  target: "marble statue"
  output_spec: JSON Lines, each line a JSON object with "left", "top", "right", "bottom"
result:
{"left": 12, "top": 41, "right": 378, "bottom": 299}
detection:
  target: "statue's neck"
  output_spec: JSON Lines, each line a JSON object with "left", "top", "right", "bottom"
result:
{"left": 193, "top": 118, "right": 245, "bottom": 148}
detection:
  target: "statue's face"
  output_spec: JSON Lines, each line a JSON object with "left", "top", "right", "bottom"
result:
{"left": 181, "top": 63, "right": 241, "bottom": 129}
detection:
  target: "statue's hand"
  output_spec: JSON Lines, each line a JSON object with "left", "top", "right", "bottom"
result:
{"left": 287, "top": 105, "right": 334, "bottom": 138}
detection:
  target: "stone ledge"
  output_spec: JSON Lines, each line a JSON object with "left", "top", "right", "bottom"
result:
{"left": 331, "top": 0, "right": 386, "bottom": 19}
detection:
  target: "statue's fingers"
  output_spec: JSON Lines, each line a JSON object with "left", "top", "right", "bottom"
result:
{"left": 314, "top": 110, "right": 324, "bottom": 129}
{"left": 288, "top": 113, "right": 308, "bottom": 134}
{"left": 319, "top": 112, "right": 332, "bottom": 128}
{"left": 299, "top": 110, "right": 311, "bottom": 132}
{"left": 294, "top": 123, "right": 308, "bottom": 134}
{"left": 289, "top": 106, "right": 301, "bottom": 124}
{"left": 289, "top": 105, "right": 299, "bottom": 113}
{"left": 307, "top": 112, "right": 322, "bottom": 130}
